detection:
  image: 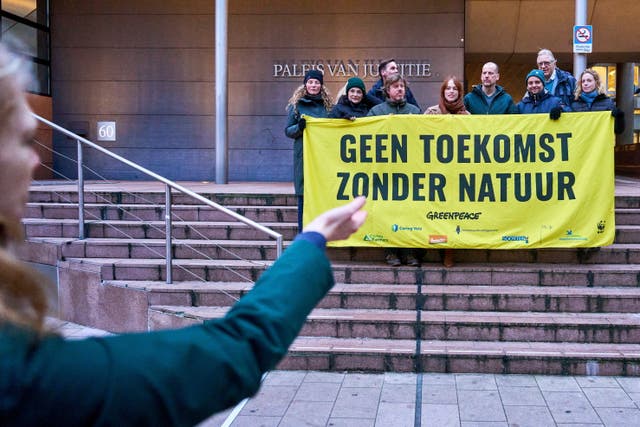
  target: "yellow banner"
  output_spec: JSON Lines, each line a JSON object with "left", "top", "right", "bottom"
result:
{"left": 303, "top": 112, "right": 615, "bottom": 249}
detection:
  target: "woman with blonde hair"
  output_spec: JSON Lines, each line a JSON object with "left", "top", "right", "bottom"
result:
{"left": 285, "top": 69, "right": 333, "bottom": 231}
{"left": 570, "top": 68, "right": 624, "bottom": 134}
{"left": 0, "top": 43, "right": 367, "bottom": 426}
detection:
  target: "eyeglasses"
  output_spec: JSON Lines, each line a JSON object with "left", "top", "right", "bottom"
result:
{"left": 537, "top": 61, "right": 555, "bottom": 67}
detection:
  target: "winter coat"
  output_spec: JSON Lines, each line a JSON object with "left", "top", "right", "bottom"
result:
{"left": 548, "top": 68, "right": 577, "bottom": 108}
{"left": 424, "top": 105, "right": 470, "bottom": 115}
{"left": 367, "top": 99, "right": 421, "bottom": 116}
{"left": 0, "top": 237, "right": 334, "bottom": 427}
{"left": 329, "top": 94, "right": 381, "bottom": 119}
{"left": 570, "top": 93, "right": 615, "bottom": 112}
{"left": 516, "top": 90, "right": 565, "bottom": 114}
{"left": 463, "top": 85, "right": 518, "bottom": 114}
{"left": 366, "top": 78, "right": 421, "bottom": 111}
{"left": 285, "top": 96, "right": 329, "bottom": 196}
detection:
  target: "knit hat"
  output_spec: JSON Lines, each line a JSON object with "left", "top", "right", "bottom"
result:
{"left": 346, "top": 77, "right": 366, "bottom": 93}
{"left": 525, "top": 69, "right": 545, "bottom": 84}
{"left": 304, "top": 69, "right": 324, "bottom": 85}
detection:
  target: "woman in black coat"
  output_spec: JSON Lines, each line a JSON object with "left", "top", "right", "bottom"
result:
{"left": 329, "top": 77, "right": 380, "bottom": 120}
{"left": 570, "top": 68, "right": 624, "bottom": 133}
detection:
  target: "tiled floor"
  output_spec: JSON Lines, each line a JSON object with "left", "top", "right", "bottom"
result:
{"left": 48, "top": 318, "right": 640, "bottom": 427}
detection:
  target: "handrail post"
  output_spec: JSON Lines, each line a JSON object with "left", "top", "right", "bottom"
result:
{"left": 276, "top": 235, "right": 283, "bottom": 258}
{"left": 77, "top": 139, "right": 85, "bottom": 239}
{"left": 165, "top": 184, "right": 173, "bottom": 284}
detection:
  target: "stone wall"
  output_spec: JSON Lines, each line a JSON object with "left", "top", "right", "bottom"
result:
{"left": 51, "top": 0, "right": 464, "bottom": 181}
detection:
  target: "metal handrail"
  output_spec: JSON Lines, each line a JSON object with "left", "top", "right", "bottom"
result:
{"left": 32, "top": 113, "right": 283, "bottom": 284}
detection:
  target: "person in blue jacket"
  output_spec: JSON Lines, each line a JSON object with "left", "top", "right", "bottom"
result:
{"left": 285, "top": 69, "right": 333, "bottom": 231}
{"left": 536, "top": 49, "right": 576, "bottom": 108}
{"left": 516, "top": 69, "right": 566, "bottom": 119}
{"left": 0, "top": 43, "right": 368, "bottom": 427}
{"left": 464, "top": 62, "right": 518, "bottom": 114}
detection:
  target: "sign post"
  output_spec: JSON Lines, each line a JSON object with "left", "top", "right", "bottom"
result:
{"left": 573, "top": 25, "right": 593, "bottom": 53}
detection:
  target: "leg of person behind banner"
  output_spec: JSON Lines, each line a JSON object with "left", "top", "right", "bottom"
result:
{"left": 297, "top": 195, "right": 304, "bottom": 233}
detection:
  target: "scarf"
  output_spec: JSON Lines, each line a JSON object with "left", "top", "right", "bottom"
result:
{"left": 579, "top": 90, "right": 598, "bottom": 107}
{"left": 439, "top": 97, "right": 467, "bottom": 114}
{"left": 305, "top": 93, "right": 323, "bottom": 102}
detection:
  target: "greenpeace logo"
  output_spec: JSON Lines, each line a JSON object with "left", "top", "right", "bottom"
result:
{"left": 502, "top": 235, "right": 529, "bottom": 244}
{"left": 426, "top": 211, "right": 482, "bottom": 221}
{"left": 429, "top": 235, "right": 448, "bottom": 244}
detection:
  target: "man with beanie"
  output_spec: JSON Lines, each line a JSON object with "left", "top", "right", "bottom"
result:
{"left": 464, "top": 62, "right": 517, "bottom": 114}
{"left": 516, "top": 69, "right": 566, "bottom": 118}
{"left": 367, "top": 58, "right": 421, "bottom": 110}
{"left": 537, "top": 48, "right": 576, "bottom": 108}
{"left": 329, "top": 76, "right": 381, "bottom": 119}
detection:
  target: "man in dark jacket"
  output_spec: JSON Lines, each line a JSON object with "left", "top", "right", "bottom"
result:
{"left": 537, "top": 48, "right": 576, "bottom": 108}
{"left": 517, "top": 69, "right": 565, "bottom": 115}
{"left": 464, "top": 62, "right": 518, "bottom": 114}
{"left": 367, "top": 58, "right": 421, "bottom": 110}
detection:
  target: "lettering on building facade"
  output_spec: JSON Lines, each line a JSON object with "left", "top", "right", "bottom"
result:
{"left": 272, "top": 59, "right": 432, "bottom": 79}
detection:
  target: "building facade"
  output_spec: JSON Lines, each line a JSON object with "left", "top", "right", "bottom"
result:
{"left": 2, "top": 0, "right": 638, "bottom": 181}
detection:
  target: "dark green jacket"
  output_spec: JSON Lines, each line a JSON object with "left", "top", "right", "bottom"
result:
{"left": 285, "top": 97, "right": 329, "bottom": 196}
{"left": 464, "top": 85, "right": 518, "bottom": 115}
{"left": 367, "top": 99, "right": 421, "bottom": 116}
{"left": 0, "top": 239, "right": 333, "bottom": 427}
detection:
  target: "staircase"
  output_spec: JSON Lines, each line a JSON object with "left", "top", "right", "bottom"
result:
{"left": 21, "top": 180, "right": 640, "bottom": 376}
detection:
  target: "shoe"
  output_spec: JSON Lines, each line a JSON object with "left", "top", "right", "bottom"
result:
{"left": 406, "top": 255, "right": 420, "bottom": 266}
{"left": 443, "top": 249, "right": 454, "bottom": 268}
{"left": 385, "top": 253, "right": 401, "bottom": 267}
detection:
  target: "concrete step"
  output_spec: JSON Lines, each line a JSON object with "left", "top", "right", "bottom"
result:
{"left": 25, "top": 187, "right": 640, "bottom": 209}
{"left": 27, "top": 190, "right": 297, "bottom": 206}
{"left": 283, "top": 337, "right": 640, "bottom": 375}
{"left": 65, "top": 257, "right": 640, "bottom": 286}
{"left": 22, "top": 218, "right": 298, "bottom": 240}
{"left": 102, "top": 280, "right": 640, "bottom": 314}
{"left": 25, "top": 202, "right": 297, "bottom": 223}
{"left": 145, "top": 306, "right": 640, "bottom": 374}
{"left": 148, "top": 305, "right": 640, "bottom": 344}
{"left": 24, "top": 202, "right": 640, "bottom": 227}
{"left": 23, "top": 236, "right": 640, "bottom": 265}
{"left": 615, "top": 225, "right": 640, "bottom": 243}
{"left": 28, "top": 237, "right": 285, "bottom": 261}
{"left": 615, "top": 208, "right": 640, "bottom": 225}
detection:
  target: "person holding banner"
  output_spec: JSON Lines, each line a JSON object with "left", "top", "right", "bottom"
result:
{"left": 367, "top": 73, "right": 420, "bottom": 266}
{"left": 285, "top": 69, "right": 333, "bottom": 231}
{"left": 464, "top": 62, "right": 518, "bottom": 115}
{"left": 425, "top": 76, "right": 469, "bottom": 116}
{"left": 329, "top": 77, "right": 380, "bottom": 120}
{"left": 425, "top": 75, "right": 469, "bottom": 267}
{"left": 367, "top": 74, "right": 421, "bottom": 117}
{"left": 516, "top": 69, "right": 566, "bottom": 119}
{"left": 570, "top": 68, "right": 625, "bottom": 134}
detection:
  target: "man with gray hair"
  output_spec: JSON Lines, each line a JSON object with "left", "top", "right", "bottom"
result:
{"left": 536, "top": 48, "right": 576, "bottom": 107}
